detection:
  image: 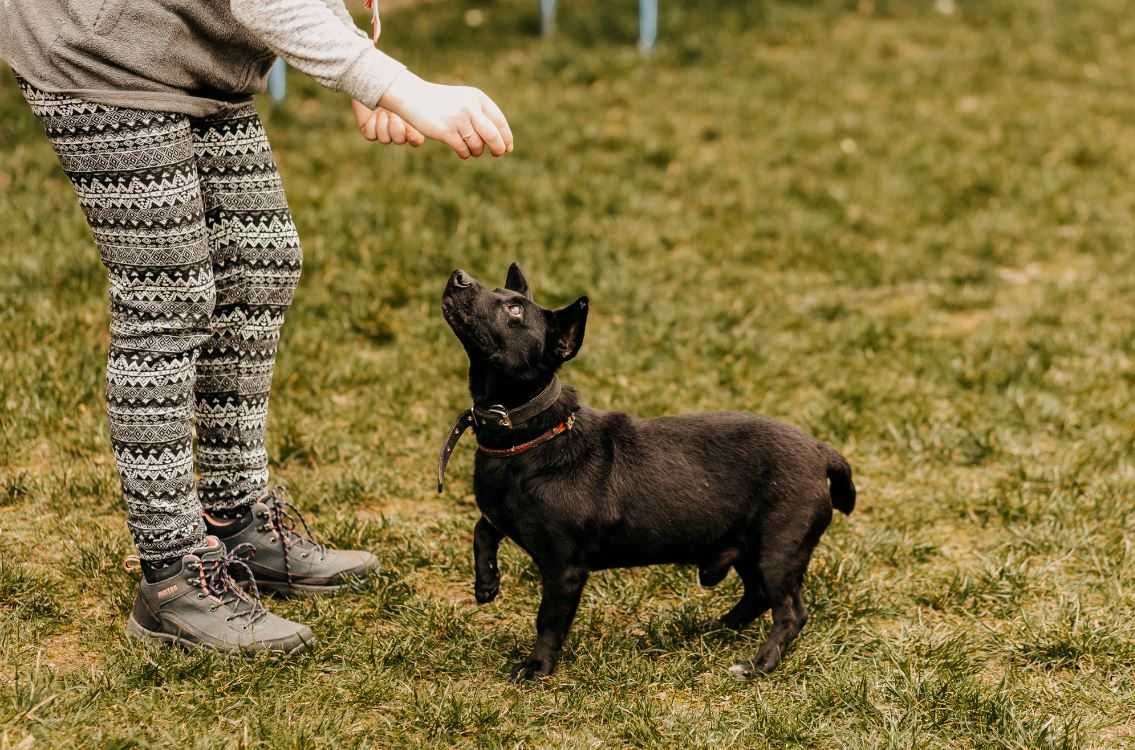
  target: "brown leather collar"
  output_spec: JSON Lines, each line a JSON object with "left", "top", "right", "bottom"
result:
{"left": 472, "top": 377, "right": 562, "bottom": 429}
{"left": 477, "top": 413, "right": 576, "bottom": 458}
{"left": 437, "top": 382, "right": 577, "bottom": 493}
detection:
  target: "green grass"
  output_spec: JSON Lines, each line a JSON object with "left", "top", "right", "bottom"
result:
{"left": 2, "top": 0, "right": 1134, "bottom": 746}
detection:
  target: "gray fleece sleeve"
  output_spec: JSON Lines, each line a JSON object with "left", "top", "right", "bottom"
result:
{"left": 231, "top": 0, "right": 406, "bottom": 107}
{"left": 319, "top": 0, "right": 372, "bottom": 41}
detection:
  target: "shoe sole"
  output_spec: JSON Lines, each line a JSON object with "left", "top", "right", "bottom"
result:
{"left": 125, "top": 616, "right": 312, "bottom": 656}
{"left": 257, "top": 579, "right": 346, "bottom": 597}
{"left": 254, "top": 568, "right": 377, "bottom": 598}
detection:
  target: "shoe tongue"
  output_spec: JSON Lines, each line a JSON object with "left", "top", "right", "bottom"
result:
{"left": 190, "top": 535, "right": 226, "bottom": 561}
{"left": 256, "top": 500, "right": 317, "bottom": 548}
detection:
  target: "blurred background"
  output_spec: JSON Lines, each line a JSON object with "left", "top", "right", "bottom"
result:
{"left": 2, "top": 1, "right": 1133, "bottom": 747}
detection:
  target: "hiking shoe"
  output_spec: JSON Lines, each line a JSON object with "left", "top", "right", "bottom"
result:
{"left": 125, "top": 536, "right": 314, "bottom": 655}
{"left": 213, "top": 488, "right": 378, "bottom": 596}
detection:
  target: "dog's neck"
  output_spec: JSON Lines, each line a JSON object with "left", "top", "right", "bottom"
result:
{"left": 468, "top": 365, "right": 580, "bottom": 449}
{"left": 469, "top": 363, "right": 554, "bottom": 411}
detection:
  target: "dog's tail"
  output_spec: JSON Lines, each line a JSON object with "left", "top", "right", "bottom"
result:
{"left": 826, "top": 449, "right": 856, "bottom": 515}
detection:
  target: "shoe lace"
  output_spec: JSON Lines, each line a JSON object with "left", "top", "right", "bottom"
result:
{"left": 262, "top": 487, "right": 327, "bottom": 584}
{"left": 186, "top": 543, "right": 267, "bottom": 625}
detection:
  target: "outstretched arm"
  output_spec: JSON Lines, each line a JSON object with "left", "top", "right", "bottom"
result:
{"left": 231, "top": 0, "right": 513, "bottom": 158}
{"left": 231, "top": 0, "right": 404, "bottom": 108}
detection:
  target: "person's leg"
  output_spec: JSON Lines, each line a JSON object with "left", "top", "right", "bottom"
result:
{"left": 18, "top": 81, "right": 211, "bottom": 567}
{"left": 19, "top": 83, "right": 315, "bottom": 652}
{"left": 189, "top": 104, "right": 302, "bottom": 519}
{"left": 188, "top": 105, "right": 377, "bottom": 593}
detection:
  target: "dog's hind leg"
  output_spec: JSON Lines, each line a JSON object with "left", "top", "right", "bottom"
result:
{"left": 792, "top": 588, "right": 809, "bottom": 632}
{"left": 719, "top": 556, "right": 769, "bottom": 630}
{"left": 473, "top": 516, "right": 504, "bottom": 604}
{"left": 728, "top": 572, "right": 804, "bottom": 680}
{"left": 730, "top": 507, "right": 828, "bottom": 678}
{"left": 730, "top": 585, "right": 805, "bottom": 679}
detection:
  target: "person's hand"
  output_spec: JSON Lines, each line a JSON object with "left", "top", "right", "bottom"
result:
{"left": 353, "top": 4, "right": 425, "bottom": 147}
{"left": 352, "top": 100, "right": 425, "bottom": 146}
{"left": 379, "top": 71, "right": 514, "bottom": 159}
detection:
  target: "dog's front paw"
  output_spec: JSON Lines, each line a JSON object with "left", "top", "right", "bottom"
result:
{"left": 474, "top": 576, "right": 500, "bottom": 604}
{"left": 510, "top": 655, "right": 554, "bottom": 681}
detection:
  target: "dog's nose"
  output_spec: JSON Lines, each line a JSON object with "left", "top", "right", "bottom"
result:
{"left": 452, "top": 269, "right": 472, "bottom": 288}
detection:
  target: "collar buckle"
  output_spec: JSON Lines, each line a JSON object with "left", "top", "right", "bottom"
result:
{"left": 479, "top": 404, "right": 513, "bottom": 429}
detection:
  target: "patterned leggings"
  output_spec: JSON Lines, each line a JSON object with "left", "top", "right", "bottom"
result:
{"left": 20, "top": 81, "right": 302, "bottom": 560}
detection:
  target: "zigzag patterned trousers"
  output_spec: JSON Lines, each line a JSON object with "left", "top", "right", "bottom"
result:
{"left": 20, "top": 81, "right": 302, "bottom": 560}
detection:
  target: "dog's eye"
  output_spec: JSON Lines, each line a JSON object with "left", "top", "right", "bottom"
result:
{"left": 505, "top": 303, "right": 524, "bottom": 318}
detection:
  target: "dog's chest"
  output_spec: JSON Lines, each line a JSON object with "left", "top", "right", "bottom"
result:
{"left": 472, "top": 470, "right": 519, "bottom": 534}
{"left": 473, "top": 464, "right": 553, "bottom": 544}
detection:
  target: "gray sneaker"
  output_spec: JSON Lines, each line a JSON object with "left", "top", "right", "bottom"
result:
{"left": 125, "top": 536, "right": 314, "bottom": 655}
{"left": 214, "top": 489, "right": 378, "bottom": 596}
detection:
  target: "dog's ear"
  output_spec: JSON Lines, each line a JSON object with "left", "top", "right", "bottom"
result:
{"left": 550, "top": 296, "right": 589, "bottom": 362}
{"left": 504, "top": 262, "right": 531, "bottom": 299}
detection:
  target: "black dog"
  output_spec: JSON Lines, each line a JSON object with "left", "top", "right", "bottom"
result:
{"left": 439, "top": 264, "right": 856, "bottom": 680}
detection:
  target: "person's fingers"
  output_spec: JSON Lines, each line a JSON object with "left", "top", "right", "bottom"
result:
{"left": 470, "top": 110, "right": 506, "bottom": 157}
{"left": 353, "top": 100, "right": 378, "bottom": 141}
{"left": 405, "top": 123, "right": 425, "bottom": 147}
{"left": 366, "top": 112, "right": 381, "bottom": 142}
{"left": 389, "top": 113, "right": 407, "bottom": 145}
{"left": 446, "top": 132, "right": 472, "bottom": 159}
{"left": 480, "top": 95, "right": 514, "bottom": 153}
{"left": 363, "top": 110, "right": 380, "bottom": 141}
{"left": 375, "top": 109, "right": 392, "bottom": 144}
{"left": 459, "top": 125, "right": 485, "bottom": 157}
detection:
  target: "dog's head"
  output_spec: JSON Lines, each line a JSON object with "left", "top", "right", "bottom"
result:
{"left": 442, "top": 264, "right": 588, "bottom": 400}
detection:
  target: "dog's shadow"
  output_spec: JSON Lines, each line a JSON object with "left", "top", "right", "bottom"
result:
{"left": 489, "top": 555, "right": 780, "bottom": 680}
{"left": 567, "top": 567, "right": 772, "bottom": 655}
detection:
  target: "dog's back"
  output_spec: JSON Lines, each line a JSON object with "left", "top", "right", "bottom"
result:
{"left": 488, "top": 406, "right": 852, "bottom": 572}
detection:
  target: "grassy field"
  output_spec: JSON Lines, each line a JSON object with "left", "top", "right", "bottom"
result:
{"left": 2, "top": 0, "right": 1134, "bottom": 747}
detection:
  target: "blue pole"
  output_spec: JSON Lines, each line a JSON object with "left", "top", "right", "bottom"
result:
{"left": 540, "top": 0, "right": 557, "bottom": 36}
{"left": 639, "top": 0, "right": 658, "bottom": 54}
{"left": 267, "top": 57, "right": 287, "bottom": 105}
